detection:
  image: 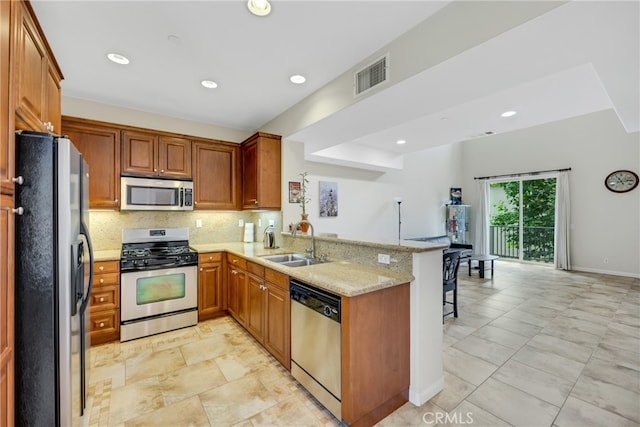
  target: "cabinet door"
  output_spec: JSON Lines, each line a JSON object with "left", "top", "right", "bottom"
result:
{"left": 264, "top": 283, "right": 290, "bottom": 369}
{"left": 198, "top": 261, "right": 224, "bottom": 321}
{"left": 193, "top": 141, "right": 239, "bottom": 210}
{"left": 62, "top": 118, "right": 121, "bottom": 209}
{"left": 13, "top": 2, "right": 46, "bottom": 132}
{"left": 227, "top": 265, "right": 239, "bottom": 319}
{"left": 122, "top": 130, "right": 158, "bottom": 176}
{"left": 44, "top": 64, "right": 61, "bottom": 134}
{"left": 246, "top": 274, "right": 265, "bottom": 340}
{"left": 158, "top": 136, "right": 191, "bottom": 178}
{"left": 0, "top": 0, "right": 12, "bottom": 194}
{"left": 241, "top": 133, "right": 281, "bottom": 210}
{"left": 0, "top": 195, "right": 14, "bottom": 426}
{"left": 241, "top": 139, "right": 258, "bottom": 208}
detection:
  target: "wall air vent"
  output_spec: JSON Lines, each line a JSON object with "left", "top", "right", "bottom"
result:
{"left": 354, "top": 54, "right": 389, "bottom": 96}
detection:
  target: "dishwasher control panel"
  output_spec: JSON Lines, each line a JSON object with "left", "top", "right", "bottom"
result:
{"left": 290, "top": 280, "right": 341, "bottom": 323}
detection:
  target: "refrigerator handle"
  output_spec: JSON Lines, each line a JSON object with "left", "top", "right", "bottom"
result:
{"left": 79, "top": 219, "right": 94, "bottom": 312}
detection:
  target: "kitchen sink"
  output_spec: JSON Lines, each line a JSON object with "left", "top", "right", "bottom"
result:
{"left": 259, "top": 253, "right": 327, "bottom": 267}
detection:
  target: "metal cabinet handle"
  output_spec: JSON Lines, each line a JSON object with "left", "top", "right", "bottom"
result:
{"left": 200, "top": 267, "right": 203, "bottom": 272}
{"left": 114, "top": 198, "right": 119, "bottom": 204}
{"left": 161, "top": 169, "right": 165, "bottom": 173}
{"left": 12, "top": 207, "right": 24, "bottom": 215}
{"left": 12, "top": 176, "right": 24, "bottom": 185}
{"left": 209, "top": 256, "right": 213, "bottom": 261}
{"left": 99, "top": 278, "right": 104, "bottom": 284}
{"left": 154, "top": 168, "right": 158, "bottom": 172}
{"left": 232, "top": 259, "right": 238, "bottom": 264}
{"left": 99, "top": 266, "right": 104, "bottom": 271}
{"left": 99, "top": 322, "right": 105, "bottom": 328}
{"left": 99, "top": 297, "right": 105, "bottom": 303}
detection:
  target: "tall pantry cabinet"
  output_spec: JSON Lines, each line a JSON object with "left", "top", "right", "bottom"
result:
{"left": 1, "top": 1, "right": 62, "bottom": 424}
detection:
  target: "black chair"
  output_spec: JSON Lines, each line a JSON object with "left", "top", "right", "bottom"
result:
{"left": 443, "top": 251, "right": 461, "bottom": 320}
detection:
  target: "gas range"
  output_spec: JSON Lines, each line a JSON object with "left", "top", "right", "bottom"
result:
{"left": 120, "top": 228, "right": 198, "bottom": 272}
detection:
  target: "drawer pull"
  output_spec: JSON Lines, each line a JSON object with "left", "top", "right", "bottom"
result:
{"left": 99, "top": 297, "right": 105, "bottom": 302}
{"left": 99, "top": 278, "right": 104, "bottom": 284}
{"left": 99, "top": 322, "right": 105, "bottom": 328}
{"left": 200, "top": 267, "right": 203, "bottom": 272}
{"left": 99, "top": 266, "right": 104, "bottom": 271}
{"left": 209, "top": 256, "right": 213, "bottom": 260}
{"left": 12, "top": 176, "right": 24, "bottom": 185}
{"left": 232, "top": 259, "right": 238, "bottom": 264}
{"left": 12, "top": 207, "right": 24, "bottom": 215}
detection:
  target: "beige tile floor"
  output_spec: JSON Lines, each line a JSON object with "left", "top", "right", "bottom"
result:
{"left": 84, "top": 261, "right": 640, "bottom": 427}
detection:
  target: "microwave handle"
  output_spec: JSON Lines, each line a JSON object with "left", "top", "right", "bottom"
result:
{"left": 179, "top": 187, "right": 184, "bottom": 207}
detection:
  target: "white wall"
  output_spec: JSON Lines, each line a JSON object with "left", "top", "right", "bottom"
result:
{"left": 281, "top": 138, "right": 461, "bottom": 242}
{"left": 461, "top": 109, "right": 640, "bottom": 278}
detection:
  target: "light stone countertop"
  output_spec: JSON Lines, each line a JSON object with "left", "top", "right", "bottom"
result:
{"left": 93, "top": 239, "right": 430, "bottom": 297}
{"left": 192, "top": 242, "right": 415, "bottom": 297}
{"left": 93, "top": 250, "right": 121, "bottom": 262}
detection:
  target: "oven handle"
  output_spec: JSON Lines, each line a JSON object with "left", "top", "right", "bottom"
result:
{"left": 121, "top": 262, "right": 197, "bottom": 273}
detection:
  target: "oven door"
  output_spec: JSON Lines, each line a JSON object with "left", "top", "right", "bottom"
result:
{"left": 121, "top": 265, "right": 197, "bottom": 322}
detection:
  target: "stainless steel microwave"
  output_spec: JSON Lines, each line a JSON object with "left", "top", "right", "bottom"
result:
{"left": 121, "top": 176, "right": 193, "bottom": 211}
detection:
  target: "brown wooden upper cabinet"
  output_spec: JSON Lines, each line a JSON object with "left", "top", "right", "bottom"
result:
{"left": 13, "top": 1, "right": 62, "bottom": 134}
{"left": 122, "top": 130, "right": 192, "bottom": 179}
{"left": 1, "top": 0, "right": 13, "bottom": 195}
{"left": 241, "top": 132, "right": 281, "bottom": 210}
{"left": 62, "top": 117, "right": 121, "bottom": 209}
{"left": 192, "top": 140, "right": 239, "bottom": 210}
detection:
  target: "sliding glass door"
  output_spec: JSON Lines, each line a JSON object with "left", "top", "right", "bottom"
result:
{"left": 489, "top": 177, "right": 556, "bottom": 263}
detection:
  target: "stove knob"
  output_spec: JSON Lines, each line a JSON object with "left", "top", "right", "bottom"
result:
{"left": 143, "top": 259, "right": 148, "bottom": 265}
{"left": 323, "top": 306, "right": 332, "bottom": 317}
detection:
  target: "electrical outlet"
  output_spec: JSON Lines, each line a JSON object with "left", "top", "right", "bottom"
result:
{"left": 195, "top": 219, "right": 202, "bottom": 228}
{"left": 238, "top": 219, "right": 244, "bottom": 227}
{"left": 378, "top": 254, "right": 391, "bottom": 264}
{"left": 258, "top": 219, "right": 262, "bottom": 227}
{"left": 269, "top": 219, "right": 275, "bottom": 226}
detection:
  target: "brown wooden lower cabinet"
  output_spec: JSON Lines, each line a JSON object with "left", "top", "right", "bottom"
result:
{"left": 90, "top": 261, "right": 120, "bottom": 345}
{"left": 341, "top": 283, "right": 410, "bottom": 427}
{"left": 0, "top": 195, "right": 15, "bottom": 426}
{"left": 226, "top": 253, "right": 248, "bottom": 326}
{"left": 198, "top": 252, "right": 225, "bottom": 321}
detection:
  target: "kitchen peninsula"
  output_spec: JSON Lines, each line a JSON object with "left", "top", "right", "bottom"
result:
{"left": 93, "top": 235, "right": 446, "bottom": 426}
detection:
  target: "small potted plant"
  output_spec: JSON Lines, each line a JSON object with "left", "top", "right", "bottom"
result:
{"left": 298, "top": 171, "right": 310, "bottom": 232}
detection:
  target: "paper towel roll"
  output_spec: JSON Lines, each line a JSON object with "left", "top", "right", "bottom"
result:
{"left": 243, "top": 223, "right": 254, "bottom": 242}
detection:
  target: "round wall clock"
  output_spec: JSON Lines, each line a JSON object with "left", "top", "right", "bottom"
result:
{"left": 604, "top": 170, "right": 639, "bottom": 193}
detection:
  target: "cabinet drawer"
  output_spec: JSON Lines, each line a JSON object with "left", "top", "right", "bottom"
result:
{"left": 95, "top": 261, "right": 119, "bottom": 274}
{"left": 247, "top": 261, "right": 264, "bottom": 278}
{"left": 90, "top": 310, "right": 118, "bottom": 333}
{"left": 226, "top": 253, "right": 247, "bottom": 270}
{"left": 199, "top": 252, "right": 222, "bottom": 264}
{"left": 94, "top": 272, "right": 119, "bottom": 287}
{"left": 265, "top": 268, "right": 288, "bottom": 290}
{"left": 90, "top": 285, "right": 119, "bottom": 312}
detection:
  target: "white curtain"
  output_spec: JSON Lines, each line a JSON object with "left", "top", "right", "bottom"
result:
{"left": 555, "top": 171, "right": 571, "bottom": 270}
{"left": 475, "top": 179, "right": 490, "bottom": 255}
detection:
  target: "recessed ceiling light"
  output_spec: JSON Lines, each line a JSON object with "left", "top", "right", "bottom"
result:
{"left": 106, "top": 53, "right": 129, "bottom": 65}
{"left": 396, "top": 139, "right": 407, "bottom": 145}
{"left": 201, "top": 80, "right": 218, "bottom": 89}
{"left": 289, "top": 74, "right": 306, "bottom": 84}
{"left": 247, "top": 0, "right": 271, "bottom": 16}
{"left": 501, "top": 110, "right": 517, "bottom": 117}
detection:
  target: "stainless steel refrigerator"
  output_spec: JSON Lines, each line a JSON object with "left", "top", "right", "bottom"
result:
{"left": 14, "top": 130, "right": 94, "bottom": 426}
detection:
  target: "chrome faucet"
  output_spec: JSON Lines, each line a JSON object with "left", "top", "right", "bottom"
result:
{"left": 292, "top": 219, "right": 315, "bottom": 259}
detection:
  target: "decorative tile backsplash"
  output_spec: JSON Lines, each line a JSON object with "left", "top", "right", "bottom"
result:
{"left": 90, "top": 210, "right": 283, "bottom": 250}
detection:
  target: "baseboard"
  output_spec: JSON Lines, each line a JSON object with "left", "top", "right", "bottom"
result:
{"left": 409, "top": 376, "right": 444, "bottom": 406}
{"left": 572, "top": 266, "right": 640, "bottom": 279}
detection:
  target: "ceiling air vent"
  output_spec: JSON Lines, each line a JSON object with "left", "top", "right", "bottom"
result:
{"left": 354, "top": 54, "right": 388, "bottom": 96}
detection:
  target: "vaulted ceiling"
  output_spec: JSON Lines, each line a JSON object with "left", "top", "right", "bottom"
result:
{"left": 32, "top": 1, "right": 639, "bottom": 170}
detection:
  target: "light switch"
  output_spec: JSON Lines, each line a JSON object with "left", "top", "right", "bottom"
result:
{"left": 195, "top": 219, "right": 202, "bottom": 228}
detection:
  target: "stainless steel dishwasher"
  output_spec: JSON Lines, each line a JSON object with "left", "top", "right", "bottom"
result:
{"left": 290, "top": 279, "right": 342, "bottom": 419}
